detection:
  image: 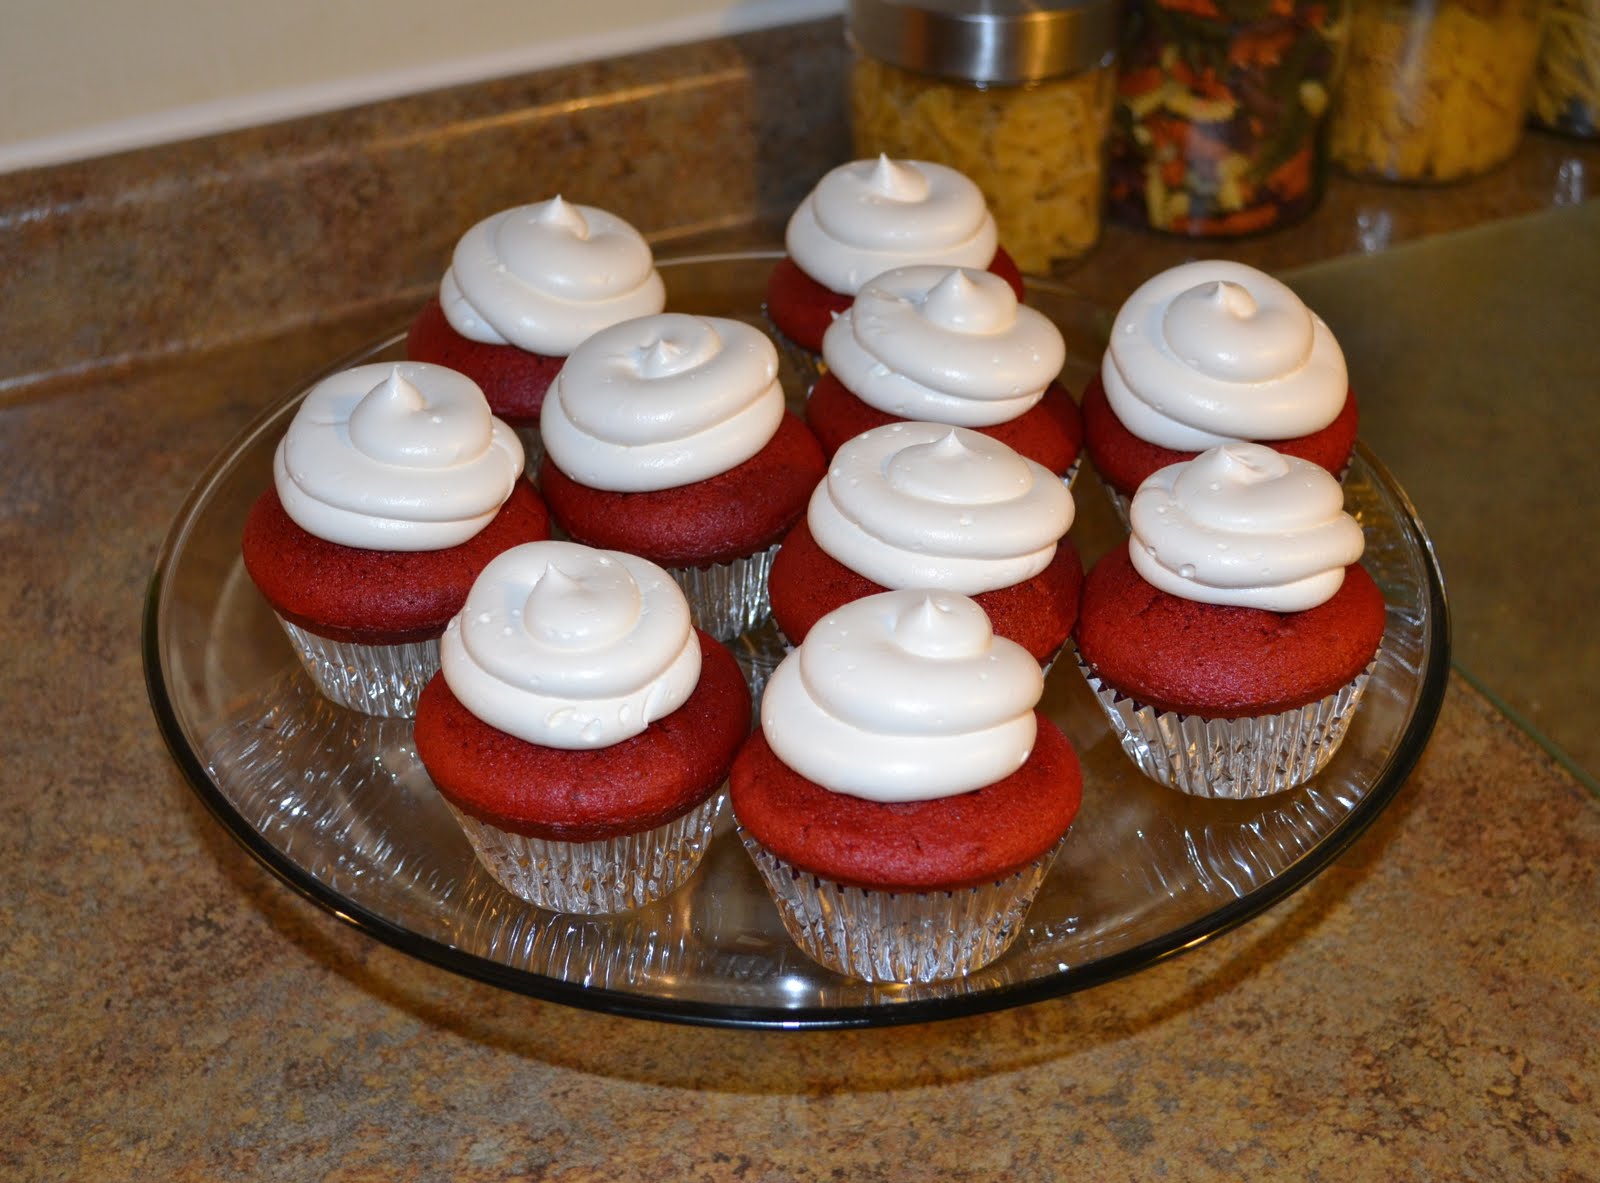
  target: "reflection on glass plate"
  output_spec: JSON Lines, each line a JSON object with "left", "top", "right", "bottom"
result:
{"left": 144, "top": 252, "right": 1449, "bottom": 1029}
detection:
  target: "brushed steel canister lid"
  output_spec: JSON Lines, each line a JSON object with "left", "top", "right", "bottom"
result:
{"left": 847, "top": 0, "right": 1119, "bottom": 85}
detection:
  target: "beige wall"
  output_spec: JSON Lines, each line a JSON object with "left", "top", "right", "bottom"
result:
{"left": 2, "top": 0, "right": 839, "bottom": 172}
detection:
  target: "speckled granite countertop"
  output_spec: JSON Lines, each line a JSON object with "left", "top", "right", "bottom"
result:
{"left": 5, "top": 17, "right": 1599, "bottom": 1180}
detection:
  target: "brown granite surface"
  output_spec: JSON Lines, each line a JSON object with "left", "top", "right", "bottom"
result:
{"left": 4, "top": 16, "right": 1600, "bottom": 1181}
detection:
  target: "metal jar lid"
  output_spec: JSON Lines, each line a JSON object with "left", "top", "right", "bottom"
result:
{"left": 847, "top": 0, "right": 1119, "bottom": 85}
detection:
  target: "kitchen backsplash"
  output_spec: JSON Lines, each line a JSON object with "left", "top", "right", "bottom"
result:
{"left": 0, "top": 17, "right": 849, "bottom": 396}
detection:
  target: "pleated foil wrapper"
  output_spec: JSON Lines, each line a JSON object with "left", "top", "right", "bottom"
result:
{"left": 763, "top": 313, "right": 826, "bottom": 399}
{"left": 448, "top": 790, "right": 726, "bottom": 914}
{"left": 511, "top": 425, "right": 545, "bottom": 481}
{"left": 670, "top": 543, "right": 780, "bottom": 642}
{"left": 275, "top": 617, "right": 439, "bottom": 718}
{"left": 1079, "top": 656, "right": 1378, "bottom": 799}
{"left": 740, "top": 830, "right": 1062, "bottom": 982}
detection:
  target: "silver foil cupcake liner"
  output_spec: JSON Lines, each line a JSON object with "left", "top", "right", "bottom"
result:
{"left": 275, "top": 616, "right": 439, "bottom": 718}
{"left": 739, "top": 830, "right": 1061, "bottom": 982}
{"left": 448, "top": 790, "right": 726, "bottom": 914}
{"left": 670, "top": 543, "right": 780, "bottom": 642}
{"left": 763, "top": 312, "right": 827, "bottom": 400}
{"left": 512, "top": 424, "right": 545, "bottom": 480}
{"left": 1079, "top": 656, "right": 1378, "bottom": 799}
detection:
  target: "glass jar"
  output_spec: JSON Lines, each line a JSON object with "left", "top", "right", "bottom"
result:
{"left": 1108, "top": 0, "right": 1350, "bottom": 237}
{"left": 847, "top": 0, "right": 1120, "bottom": 274}
{"left": 1531, "top": 0, "right": 1600, "bottom": 137}
{"left": 1328, "top": 0, "right": 1548, "bottom": 181}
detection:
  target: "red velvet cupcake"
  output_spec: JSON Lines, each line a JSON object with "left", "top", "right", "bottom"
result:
{"left": 1086, "top": 260, "right": 1358, "bottom": 517}
{"left": 241, "top": 362, "right": 548, "bottom": 717}
{"left": 767, "top": 422, "right": 1082, "bottom": 666}
{"left": 405, "top": 196, "right": 664, "bottom": 462}
{"left": 764, "top": 156, "right": 1024, "bottom": 384}
{"left": 732, "top": 589, "right": 1082, "bottom": 982}
{"left": 538, "top": 312, "right": 826, "bottom": 640}
{"left": 807, "top": 265, "right": 1083, "bottom": 479}
{"left": 1074, "top": 444, "right": 1387, "bottom": 798}
{"left": 415, "top": 541, "right": 749, "bottom": 913}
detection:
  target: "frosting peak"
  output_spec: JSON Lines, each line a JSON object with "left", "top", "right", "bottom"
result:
{"left": 822, "top": 265, "right": 1066, "bottom": 428}
{"left": 863, "top": 153, "right": 931, "bottom": 203}
{"left": 760, "top": 590, "right": 1043, "bottom": 801}
{"left": 808, "top": 421, "right": 1073, "bottom": 595}
{"left": 541, "top": 313, "right": 786, "bottom": 493}
{"left": 440, "top": 541, "right": 700, "bottom": 749}
{"left": 1103, "top": 260, "right": 1347, "bottom": 450}
{"left": 785, "top": 157, "right": 998, "bottom": 294}
{"left": 274, "top": 361, "right": 523, "bottom": 551}
{"left": 1129, "top": 443, "right": 1366, "bottom": 612}
{"left": 440, "top": 198, "right": 665, "bottom": 356}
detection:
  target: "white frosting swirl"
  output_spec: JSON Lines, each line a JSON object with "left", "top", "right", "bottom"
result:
{"left": 1129, "top": 443, "right": 1367, "bottom": 613}
{"left": 821, "top": 266, "right": 1066, "bottom": 428}
{"left": 761, "top": 590, "right": 1042, "bottom": 802}
{"left": 540, "top": 313, "right": 786, "bottom": 492}
{"left": 441, "top": 197, "right": 666, "bottom": 356}
{"left": 439, "top": 541, "right": 701, "bottom": 749}
{"left": 808, "top": 422, "right": 1074, "bottom": 594}
{"left": 1103, "top": 260, "right": 1349, "bottom": 451}
{"left": 785, "top": 156, "right": 999, "bottom": 295}
{"left": 273, "top": 362, "right": 523, "bottom": 551}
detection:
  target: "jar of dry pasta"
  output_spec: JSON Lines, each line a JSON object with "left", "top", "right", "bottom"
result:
{"left": 1108, "top": 0, "right": 1351, "bottom": 237}
{"left": 1531, "top": 0, "right": 1599, "bottom": 137}
{"left": 847, "top": 0, "right": 1119, "bottom": 273}
{"left": 1328, "top": 0, "right": 1548, "bottom": 181}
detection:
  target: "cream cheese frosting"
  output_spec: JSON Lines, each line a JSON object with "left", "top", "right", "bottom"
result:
{"left": 274, "top": 362, "right": 524, "bottom": 551}
{"left": 822, "top": 265, "right": 1066, "bottom": 428}
{"left": 439, "top": 540, "right": 701, "bottom": 749}
{"left": 808, "top": 422, "right": 1074, "bottom": 594}
{"left": 1129, "top": 443, "right": 1366, "bottom": 612}
{"left": 1102, "top": 260, "right": 1348, "bottom": 451}
{"left": 760, "top": 589, "right": 1042, "bottom": 802}
{"left": 441, "top": 196, "right": 665, "bottom": 356}
{"left": 785, "top": 156, "right": 999, "bottom": 295}
{"left": 540, "top": 312, "right": 786, "bottom": 492}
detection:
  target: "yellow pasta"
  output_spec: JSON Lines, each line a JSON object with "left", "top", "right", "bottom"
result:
{"left": 1531, "top": 0, "right": 1600, "bottom": 135}
{"left": 1328, "top": 0, "right": 1547, "bottom": 182}
{"left": 850, "top": 56, "right": 1116, "bottom": 273}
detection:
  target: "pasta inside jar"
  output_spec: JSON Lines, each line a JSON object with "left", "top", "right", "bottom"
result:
{"left": 1328, "top": 0, "right": 1547, "bottom": 182}
{"left": 850, "top": 54, "right": 1117, "bottom": 273}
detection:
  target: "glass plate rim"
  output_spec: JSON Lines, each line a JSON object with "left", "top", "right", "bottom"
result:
{"left": 141, "top": 253, "right": 1452, "bottom": 1031}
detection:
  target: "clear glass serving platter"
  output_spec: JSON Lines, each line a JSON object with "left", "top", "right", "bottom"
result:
{"left": 144, "top": 252, "right": 1450, "bottom": 1030}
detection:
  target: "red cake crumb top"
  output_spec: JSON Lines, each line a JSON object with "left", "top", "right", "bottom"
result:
{"left": 805, "top": 374, "right": 1083, "bottom": 476}
{"left": 538, "top": 410, "right": 827, "bottom": 568}
{"left": 767, "top": 517, "right": 1083, "bottom": 664}
{"left": 405, "top": 295, "right": 566, "bottom": 426}
{"left": 1081, "top": 375, "right": 1359, "bottom": 500}
{"left": 415, "top": 631, "right": 749, "bottom": 842}
{"left": 241, "top": 480, "right": 550, "bottom": 644}
{"left": 763, "top": 248, "right": 1027, "bottom": 355}
{"left": 1073, "top": 545, "right": 1387, "bottom": 718}
{"left": 730, "top": 717, "right": 1081, "bottom": 892}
